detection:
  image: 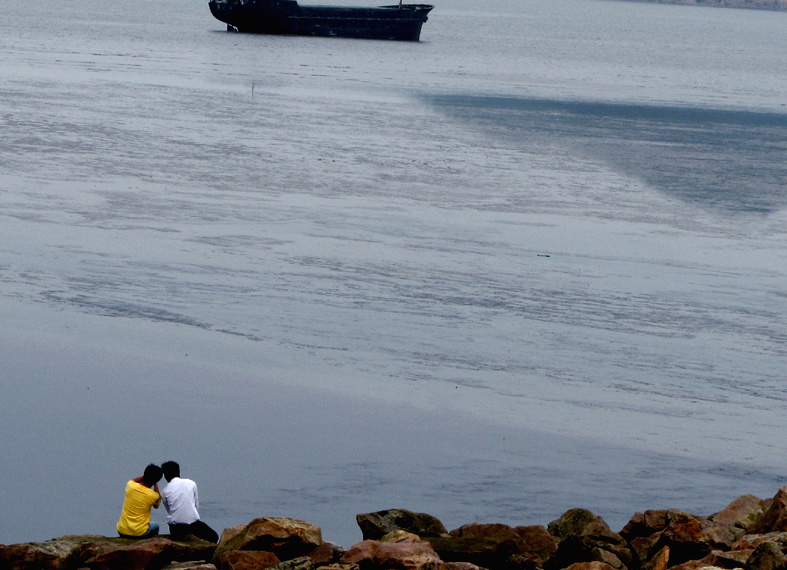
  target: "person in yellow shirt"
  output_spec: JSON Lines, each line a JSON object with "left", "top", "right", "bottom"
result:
{"left": 117, "top": 464, "right": 163, "bottom": 538}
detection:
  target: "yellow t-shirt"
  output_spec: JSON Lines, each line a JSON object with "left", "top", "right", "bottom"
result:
{"left": 116, "top": 480, "right": 160, "bottom": 536}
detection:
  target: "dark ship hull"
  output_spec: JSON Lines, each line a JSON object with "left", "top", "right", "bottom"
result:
{"left": 208, "top": 0, "right": 433, "bottom": 41}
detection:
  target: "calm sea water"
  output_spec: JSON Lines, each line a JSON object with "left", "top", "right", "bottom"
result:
{"left": 1, "top": 0, "right": 786, "bottom": 549}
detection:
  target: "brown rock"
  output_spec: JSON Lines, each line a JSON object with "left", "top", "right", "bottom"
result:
{"left": 81, "top": 536, "right": 177, "bottom": 570}
{"left": 79, "top": 535, "right": 216, "bottom": 570}
{"left": 340, "top": 539, "right": 383, "bottom": 563}
{"left": 652, "top": 512, "right": 713, "bottom": 566}
{"left": 436, "top": 563, "right": 489, "bottom": 570}
{"left": 748, "top": 488, "right": 787, "bottom": 535}
{"left": 341, "top": 539, "right": 442, "bottom": 570}
{"left": 383, "top": 531, "right": 426, "bottom": 544}
{"left": 546, "top": 536, "right": 622, "bottom": 570}
{"left": 162, "top": 563, "right": 218, "bottom": 570}
{"left": 218, "top": 526, "right": 246, "bottom": 548}
{"left": 621, "top": 511, "right": 671, "bottom": 542}
{"left": 701, "top": 520, "right": 738, "bottom": 551}
{"left": 641, "top": 545, "right": 669, "bottom": 570}
{"left": 0, "top": 535, "right": 98, "bottom": 570}
{"left": 79, "top": 540, "right": 157, "bottom": 570}
{"left": 270, "top": 556, "right": 315, "bottom": 570}
{"left": 745, "top": 542, "right": 786, "bottom": 570}
{"left": 592, "top": 548, "right": 624, "bottom": 569}
{"left": 374, "top": 541, "right": 443, "bottom": 570}
{"left": 702, "top": 549, "right": 754, "bottom": 569}
{"left": 425, "top": 535, "right": 509, "bottom": 570}
{"left": 732, "top": 533, "right": 787, "bottom": 551}
{"left": 0, "top": 535, "right": 216, "bottom": 570}
{"left": 548, "top": 510, "right": 602, "bottom": 541}
{"left": 459, "top": 523, "right": 556, "bottom": 562}
{"left": 314, "top": 565, "right": 359, "bottom": 570}
{"left": 563, "top": 562, "right": 618, "bottom": 570}
{"left": 356, "top": 510, "right": 448, "bottom": 541}
{"left": 166, "top": 535, "right": 220, "bottom": 561}
{"left": 546, "top": 510, "right": 631, "bottom": 570}
{"left": 663, "top": 561, "right": 707, "bottom": 570}
{"left": 428, "top": 523, "right": 556, "bottom": 570}
{"left": 214, "top": 518, "right": 322, "bottom": 560}
{"left": 712, "top": 495, "right": 765, "bottom": 530}
{"left": 511, "top": 525, "right": 559, "bottom": 566}
{"left": 306, "top": 542, "right": 344, "bottom": 566}
{"left": 628, "top": 508, "right": 742, "bottom": 565}
{"left": 547, "top": 509, "right": 628, "bottom": 549}
{"left": 630, "top": 534, "right": 663, "bottom": 566}
{"left": 721, "top": 549, "right": 755, "bottom": 564}
{"left": 213, "top": 550, "right": 281, "bottom": 570}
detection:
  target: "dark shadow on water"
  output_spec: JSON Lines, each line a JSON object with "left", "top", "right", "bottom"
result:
{"left": 423, "top": 94, "right": 787, "bottom": 215}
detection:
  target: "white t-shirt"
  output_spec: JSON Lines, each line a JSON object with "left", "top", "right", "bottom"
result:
{"left": 161, "top": 477, "right": 200, "bottom": 525}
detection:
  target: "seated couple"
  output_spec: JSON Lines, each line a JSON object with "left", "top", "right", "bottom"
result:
{"left": 116, "top": 461, "right": 219, "bottom": 543}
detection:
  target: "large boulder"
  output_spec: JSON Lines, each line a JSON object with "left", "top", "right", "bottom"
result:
{"left": 426, "top": 523, "right": 556, "bottom": 570}
{"left": 548, "top": 509, "right": 628, "bottom": 548}
{"left": 163, "top": 563, "right": 218, "bottom": 570}
{"left": 619, "top": 511, "right": 671, "bottom": 542}
{"left": 81, "top": 535, "right": 216, "bottom": 570}
{"left": 745, "top": 542, "right": 786, "bottom": 570}
{"left": 341, "top": 538, "right": 442, "bottom": 570}
{"left": 0, "top": 535, "right": 216, "bottom": 570}
{"left": 700, "top": 520, "right": 738, "bottom": 551}
{"left": 649, "top": 512, "right": 715, "bottom": 567}
{"left": 171, "top": 564, "right": 218, "bottom": 570}
{"left": 215, "top": 518, "right": 322, "bottom": 560}
{"left": 382, "top": 531, "right": 429, "bottom": 544}
{"left": 640, "top": 545, "right": 669, "bottom": 570}
{"left": 667, "top": 511, "right": 735, "bottom": 565}
{"left": 707, "top": 549, "right": 755, "bottom": 568}
{"left": 732, "top": 532, "right": 787, "bottom": 551}
{"left": 82, "top": 537, "right": 180, "bottom": 570}
{"left": 666, "top": 564, "right": 715, "bottom": 570}
{"left": 622, "top": 510, "right": 736, "bottom": 567}
{"left": 271, "top": 557, "right": 316, "bottom": 570}
{"left": 673, "top": 549, "right": 754, "bottom": 570}
{"left": 218, "top": 526, "right": 246, "bottom": 547}
{"left": 629, "top": 534, "right": 663, "bottom": 567}
{"left": 747, "top": 488, "right": 787, "bottom": 534}
{"left": 662, "top": 561, "right": 709, "bottom": 570}
{"left": 213, "top": 550, "right": 281, "bottom": 570}
{"left": 711, "top": 495, "right": 765, "bottom": 532}
{"left": 563, "top": 563, "right": 618, "bottom": 570}
{"left": 306, "top": 542, "right": 345, "bottom": 566}
{"left": 0, "top": 535, "right": 103, "bottom": 570}
{"left": 356, "top": 510, "right": 448, "bottom": 540}
{"left": 546, "top": 509, "right": 631, "bottom": 570}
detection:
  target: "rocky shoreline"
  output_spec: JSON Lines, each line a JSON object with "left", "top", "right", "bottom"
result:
{"left": 5, "top": 487, "right": 787, "bottom": 570}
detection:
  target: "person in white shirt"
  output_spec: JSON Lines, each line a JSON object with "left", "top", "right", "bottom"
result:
{"left": 160, "top": 461, "right": 219, "bottom": 543}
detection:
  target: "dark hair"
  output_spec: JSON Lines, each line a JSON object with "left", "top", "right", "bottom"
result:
{"left": 161, "top": 461, "right": 180, "bottom": 481}
{"left": 142, "top": 464, "right": 163, "bottom": 487}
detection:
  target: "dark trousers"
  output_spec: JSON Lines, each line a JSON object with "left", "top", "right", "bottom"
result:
{"left": 168, "top": 520, "right": 219, "bottom": 543}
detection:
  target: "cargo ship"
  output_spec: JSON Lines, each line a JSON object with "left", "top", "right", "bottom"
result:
{"left": 208, "top": 0, "right": 434, "bottom": 41}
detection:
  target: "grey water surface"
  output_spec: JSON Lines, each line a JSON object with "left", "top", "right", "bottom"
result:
{"left": 1, "top": 0, "right": 786, "bottom": 548}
